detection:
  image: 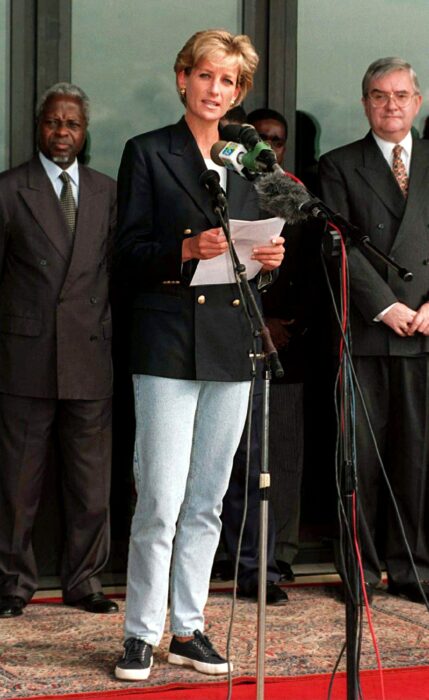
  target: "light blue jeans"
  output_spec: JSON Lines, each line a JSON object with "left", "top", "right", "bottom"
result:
{"left": 124, "top": 374, "right": 251, "bottom": 645}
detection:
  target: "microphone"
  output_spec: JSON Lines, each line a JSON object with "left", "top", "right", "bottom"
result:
{"left": 199, "top": 169, "right": 227, "bottom": 208}
{"left": 220, "top": 123, "right": 279, "bottom": 173}
{"left": 210, "top": 141, "right": 255, "bottom": 180}
{"left": 220, "top": 122, "right": 261, "bottom": 150}
{"left": 254, "top": 171, "right": 327, "bottom": 225}
{"left": 211, "top": 139, "right": 279, "bottom": 178}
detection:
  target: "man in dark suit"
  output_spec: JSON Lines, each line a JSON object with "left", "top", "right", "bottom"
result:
{"left": 319, "top": 57, "right": 429, "bottom": 603}
{"left": 221, "top": 108, "right": 314, "bottom": 605}
{"left": 0, "top": 82, "right": 118, "bottom": 617}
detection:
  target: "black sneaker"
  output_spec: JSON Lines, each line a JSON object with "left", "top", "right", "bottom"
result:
{"left": 168, "top": 630, "right": 231, "bottom": 675}
{"left": 115, "top": 638, "right": 153, "bottom": 681}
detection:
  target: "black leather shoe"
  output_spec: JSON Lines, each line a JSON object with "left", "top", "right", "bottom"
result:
{"left": 69, "top": 592, "right": 119, "bottom": 613}
{"left": 211, "top": 559, "right": 234, "bottom": 581}
{"left": 266, "top": 583, "right": 289, "bottom": 605}
{"left": 0, "top": 595, "right": 26, "bottom": 618}
{"left": 276, "top": 560, "right": 295, "bottom": 582}
{"left": 388, "top": 579, "right": 429, "bottom": 604}
{"left": 238, "top": 582, "right": 288, "bottom": 605}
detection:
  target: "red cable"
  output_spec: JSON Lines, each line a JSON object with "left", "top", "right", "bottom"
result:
{"left": 352, "top": 491, "right": 386, "bottom": 700}
{"left": 282, "top": 170, "right": 386, "bottom": 696}
{"left": 317, "top": 197, "right": 385, "bottom": 699}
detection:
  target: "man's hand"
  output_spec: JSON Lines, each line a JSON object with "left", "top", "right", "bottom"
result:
{"left": 407, "top": 301, "right": 429, "bottom": 336}
{"left": 182, "top": 228, "right": 228, "bottom": 262}
{"left": 381, "top": 302, "right": 416, "bottom": 336}
{"left": 266, "top": 317, "right": 295, "bottom": 350}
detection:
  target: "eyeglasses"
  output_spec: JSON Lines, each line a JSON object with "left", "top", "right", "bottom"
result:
{"left": 366, "top": 90, "right": 419, "bottom": 108}
{"left": 257, "top": 133, "right": 286, "bottom": 149}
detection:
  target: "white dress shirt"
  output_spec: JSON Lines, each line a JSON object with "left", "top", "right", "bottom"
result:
{"left": 372, "top": 130, "right": 412, "bottom": 175}
{"left": 38, "top": 151, "right": 79, "bottom": 204}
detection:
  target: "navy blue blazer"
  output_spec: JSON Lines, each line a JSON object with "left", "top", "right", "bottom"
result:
{"left": 115, "top": 117, "right": 264, "bottom": 381}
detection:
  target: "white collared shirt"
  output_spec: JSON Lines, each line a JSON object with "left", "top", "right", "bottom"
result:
{"left": 38, "top": 151, "right": 79, "bottom": 204}
{"left": 372, "top": 131, "right": 412, "bottom": 175}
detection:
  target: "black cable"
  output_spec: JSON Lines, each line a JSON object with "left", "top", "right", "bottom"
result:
{"left": 321, "top": 245, "right": 429, "bottom": 612}
{"left": 320, "top": 230, "right": 429, "bottom": 700}
{"left": 320, "top": 246, "right": 366, "bottom": 698}
{"left": 327, "top": 639, "right": 346, "bottom": 700}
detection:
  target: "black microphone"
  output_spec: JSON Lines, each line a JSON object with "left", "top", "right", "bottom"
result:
{"left": 199, "top": 169, "right": 227, "bottom": 208}
{"left": 254, "top": 171, "right": 327, "bottom": 225}
{"left": 220, "top": 123, "right": 260, "bottom": 150}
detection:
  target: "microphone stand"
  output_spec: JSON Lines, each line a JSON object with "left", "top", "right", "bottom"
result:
{"left": 213, "top": 158, "right": 413, "bottom": 698}
{"left": 210, "top": 190, "right": 283, "bottom": 700}
{"left": 251, "top": 161, "right": 414, "bottom": 698}
{"left": 306, "top": 199, "right": 413, "bottom": 281}
{"left": 321, "top": 211, "right": 412, "bottom": 700}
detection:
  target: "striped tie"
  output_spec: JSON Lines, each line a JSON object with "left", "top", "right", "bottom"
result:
{"left": 59, "top": 171, "right": 77, "bottom": 234}
{"left": 392, "top": 144, "right": 408, "bottom": 198}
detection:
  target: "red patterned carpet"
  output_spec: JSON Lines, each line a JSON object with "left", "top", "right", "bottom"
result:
{"left": 1, "top": 585, "right": 429, "bottom": 700}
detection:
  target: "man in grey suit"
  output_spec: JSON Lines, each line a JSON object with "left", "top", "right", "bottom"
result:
{"left": 319, "top": 57, "right": 429, "bottom": 603}
{"left": 0, "top": 83, "right": 118, "bottom": 617}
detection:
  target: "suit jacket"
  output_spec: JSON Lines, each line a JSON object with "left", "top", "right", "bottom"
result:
{"left": 261, "top": 220, "right": 324, "bottom": 383}
{"left": 115, "top": 117, "right": 263, "bottom": 382}
{"left": 0, "top": 156, "right": 116, "bottom": 399}
{"left": 319, "top": 131, "right": 429, "bottom": 356}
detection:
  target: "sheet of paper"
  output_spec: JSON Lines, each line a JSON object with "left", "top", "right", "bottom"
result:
{"left": 190, "top": 217, "right": 285, "bottom": 286}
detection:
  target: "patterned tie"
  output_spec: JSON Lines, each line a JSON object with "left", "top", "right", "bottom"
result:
{"left": 392, "top": 144, "right": 409, "bottom": 198}
{"left": 59, "top": 171, "right": 77, "bottom": 234}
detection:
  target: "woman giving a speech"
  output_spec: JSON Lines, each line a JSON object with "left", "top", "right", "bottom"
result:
{"left": 114, "top": 28, "right": 284, "bottom": 680}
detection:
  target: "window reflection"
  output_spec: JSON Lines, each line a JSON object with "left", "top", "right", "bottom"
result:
{"left": 297, "top": 0, "right": 429, "bottom": 158}
{"left": 71, "top": 0, "right": 242, "bottom": 177}
{"left": 0, "top": 0, "right": 9, "bottom": 171}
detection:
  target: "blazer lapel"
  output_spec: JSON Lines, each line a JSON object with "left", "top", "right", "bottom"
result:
{"left": 158, "top": 118, "right": 219, "bottom": 228}
{"left": 356, "top": 132, "right": 406, "bottom": 221}
{"left": 18, "top": 156, "right": 72, "bottom": 261}
{"left": 392, "top": 137, "right": 429, "bottom": 251}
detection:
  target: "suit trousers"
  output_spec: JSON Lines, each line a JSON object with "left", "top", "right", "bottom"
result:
{"left": 221, "top": 391, "right": 280, "bottom": 591}
{"left": 0, "top": 394, "right": 112, "bottom": 602}
{"left": 353, "top": 356, "right": 429, "bottom": 584}
{"left": 269, "top": 382, "right": 304, "bottom": 565}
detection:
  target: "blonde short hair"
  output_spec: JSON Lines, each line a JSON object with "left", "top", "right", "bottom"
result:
{"left": 174, "top": 29, "right": 259, "bottom": 105}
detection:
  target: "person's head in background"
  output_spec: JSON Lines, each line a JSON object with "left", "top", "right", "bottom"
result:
{"left": 361, "top": 57, "right": 422, "bottom": 143}
{"left": 247, "top": 108, "right": 288, "bottom": 165}
{"left": 36, "top": 82, "right": 89, "bottom": 169}
{"left": 219, "top": 104, "right": 247, "bottom": 128}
